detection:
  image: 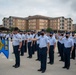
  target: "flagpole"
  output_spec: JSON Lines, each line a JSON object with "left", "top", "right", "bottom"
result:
{"left": 8, "top": 38, "right": 13, "bottom": 61}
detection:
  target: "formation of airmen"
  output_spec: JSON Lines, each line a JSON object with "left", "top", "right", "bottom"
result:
{"left": 0, "top": 27, "right": 76, "bottom": 73}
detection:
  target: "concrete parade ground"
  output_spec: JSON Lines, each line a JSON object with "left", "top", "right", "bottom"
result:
{"left": 0, "top": 42, "right": 76, "bottom": 75}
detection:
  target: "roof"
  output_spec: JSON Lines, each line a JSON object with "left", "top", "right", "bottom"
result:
{"left": 26, "top": 15, "right": 51, "bottom": 20}
{"left": 9, "top": 16, "right": 26, "bottom": 20}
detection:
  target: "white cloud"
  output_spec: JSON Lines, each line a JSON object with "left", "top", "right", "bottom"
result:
{"left": 0, "top": 0, "right": 76, "bottom": 24}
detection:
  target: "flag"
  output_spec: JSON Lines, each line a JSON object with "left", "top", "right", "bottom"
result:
{"left": 0, "top": 39, "right": 9, "bottom": 58}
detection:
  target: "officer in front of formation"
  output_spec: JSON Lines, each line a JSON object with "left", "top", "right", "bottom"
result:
{"left": 62, "top": 32, "right": 74, "bottom": 70}
{"left": 33, "top": 30, "right": 50, "bottom": 73}
{"left": 48, "top": 32, "right": 56, "bottom": 65}
{"left": 12, "top": 27, "right": 22, "bottom": 68}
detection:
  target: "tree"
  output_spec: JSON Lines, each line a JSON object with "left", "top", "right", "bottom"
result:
{"left": 74, "top": 30, "right": 76, "bottom": 33}
{"left": 46, "top": 27, "right": 53, "bottom": 32}
{"left": 9, "top": 27, "right": 15, "bottom": 32}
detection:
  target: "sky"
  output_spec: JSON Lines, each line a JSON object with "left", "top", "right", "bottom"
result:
{"left": 0, "top": 0, "right": 76, "bottom": 24}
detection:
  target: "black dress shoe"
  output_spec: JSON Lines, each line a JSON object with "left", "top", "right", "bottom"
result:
{"left": 12, "top": 65, "right": 16, "bottom": 67}
{"left": 62, "top": 66, "right": 66, "bottom": 69}
{"left": 27, "top": 56, "right": 30, "bottom": 58}
{"left": 48, "top": 62, "right": 51, "bottom": 64}
{"left": 59, "top": 60, "right": 62, "bottom": 61}
{"left": 21, "top": 54, "right": 24, "bottom": 56}
{"left": 50, "top": 63, "right": 54, "bottom": 65}
{"left": 29, "top": 57, "right": 32, "bottom": 59}
{"left": 15, "top": 65, "right": 20, "bottom": 68}
{"left": 38, "top": 69, "right": 42, "bottom": 71}
{"left": 36, "top": 59, "right": 39, "bottom": 61}
{"left": 42, "top": 70, "right": 45, "bottom": 73}
{"left": 66, "top": 67, "right": 69, "bottom": 70}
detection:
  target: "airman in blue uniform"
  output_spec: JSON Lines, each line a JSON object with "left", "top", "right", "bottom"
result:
{"left": 48, "top": 32, "right": 56, "bottom": 65}
{"left": 62, "top": 32, "right": 74, "bottom": 70}
{"left": 36, "top": 30, "right": 50, "bottom": 73}
{"left": 12, "top": 27, "right": 22, "bottom": 68}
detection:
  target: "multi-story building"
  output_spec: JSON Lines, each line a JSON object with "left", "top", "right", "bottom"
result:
{"left": 27, "top": 15, "right": 50, "bottom": 31}
{"left": 2, "top": 15, "right": 74, "bottom": 32}
{"left": 3, "top": 18, "right": 9, "bottom": 28}
{"left": 3, "top": 16, "right": 27, "bottom": 31}
{"left": 50, "top": 17, "right": 64, "bottom": 32}
{"left": 50, "top": 17, "right": 73, "bottom": 32}
{"left": 66, "top": 18, "right": 73, "bottom": 32}
{"left": 72, "top": 24, "right": 76, "bottom": 31}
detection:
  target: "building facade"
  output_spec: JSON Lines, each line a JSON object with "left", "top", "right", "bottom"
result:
{"left": 2, "top": 15, "right": 74, "bottom": 32}
{"left": 3, "top": 16, "right": 27, "bottom": 31}
{"left": 72, "top": 24, "right": 76, "bottom": 31}
{"left": 27, "top": 15, "right": 50, "bottom": 31}
{"left": 50, "top": 17, "right": 73, "bottom": 32}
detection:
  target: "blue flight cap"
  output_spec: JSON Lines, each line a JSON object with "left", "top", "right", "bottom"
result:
{"left": 66, "top": 32, "right": 70, "bottom": 34}
{"left": 41, "top": 29, "right": 46, "bottom": 32}
{"left": 50, "top": 31, "right": 54, "bottom": 34}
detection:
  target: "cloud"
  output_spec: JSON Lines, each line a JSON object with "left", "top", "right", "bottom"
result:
{"left": 0, "top": 0, "right": 76, "bottom": 24}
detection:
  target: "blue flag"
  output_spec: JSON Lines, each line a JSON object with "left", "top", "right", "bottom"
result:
{"left": 0, "top": 39, "right": 9, "bottom": 58}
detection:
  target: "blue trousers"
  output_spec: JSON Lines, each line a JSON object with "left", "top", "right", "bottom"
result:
{"left": 40, "top": 47, "right": 47, "bottom": 71}
{"left": 28, "top": 42, "right": 32, "bottom": 57}
{"left": 13, "top": 45, "right": 20, "bottom": 66}
{"left": 36, "top": 44, "right": 40, "bottom": 60}
{"left": 71, "top": 44, "right": 76, "bottom": 59}
{"left": 24, "top": 40, "right": 27, "bottom": 53}
{"left": 49, "top": 45, "right": 54, "bottom": 64}
{"left": 64, "top": 47, "right": 71, "bottom": 68}
{"left": 57, "top": 41, "right": 61, "bottom": 54}
{"left": 60, "top": 44, "right": 64, "bottom": 61}
{"left": 21, "top": 41, "right": 25, "bottom": 55}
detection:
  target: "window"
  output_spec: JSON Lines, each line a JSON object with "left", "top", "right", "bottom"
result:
{"left": 62, "top": 27, "right": 64, "bottom": 29}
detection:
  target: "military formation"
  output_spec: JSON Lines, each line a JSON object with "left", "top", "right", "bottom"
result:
{"left": 0, "top": 27, "right": 76, "bottom": 73}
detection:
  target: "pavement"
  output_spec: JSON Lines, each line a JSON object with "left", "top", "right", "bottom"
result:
{"left": 0, "top": 42, "right": 76, "bottom": 75}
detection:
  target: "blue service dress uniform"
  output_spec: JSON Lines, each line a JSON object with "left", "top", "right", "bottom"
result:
{"left": 63, "top": 37, "right": 74, "bottom": 69}
{"left": 48, "top": 35, "right": 56, "bottom": 64}
{"left": 12, "top": 33, "right": 22, "bottom": 67}
{"left": 38, "top": 35, "right": 49, "bottom": 72}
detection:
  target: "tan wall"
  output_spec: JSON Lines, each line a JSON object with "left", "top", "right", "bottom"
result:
{"left": 2, "top": 16, "right": 73, "bottom": 32}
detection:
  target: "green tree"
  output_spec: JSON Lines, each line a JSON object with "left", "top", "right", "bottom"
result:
{"left": 9, "top": 27, "right": 15, "bottom": 32}
{"left": 46, "top": 27, "right": 53, "bottom": 32}
{"left": 74, "top": 30, "right": 76, "bottom": 33}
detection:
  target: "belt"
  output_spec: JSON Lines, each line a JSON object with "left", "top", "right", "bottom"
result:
{"left": 40, "top": 47, "right": 47, "bottom": 49}
{"left": 65, "top": 47, "right": 71, "bottom": 49}
{"left": 50, "top": 45, "right": 54, "bottom": 46}
{"left": 13, "top": 45, "right": 19, "bottom": 47}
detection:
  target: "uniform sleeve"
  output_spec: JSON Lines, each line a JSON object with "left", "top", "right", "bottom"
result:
{"left": 18, "top": 34, "right": 22, "bottom": 42}
{"left": 53, "top": 38, "right": 56, "bottom": 44}
{"left": 46, "top": 37, "right": 50, "bottom": 43}
{"left": 37, "top": 36, "right": 40, "bottom": 40}
{"left": 71, "top": 39, "right": 74, "bottom": 46}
